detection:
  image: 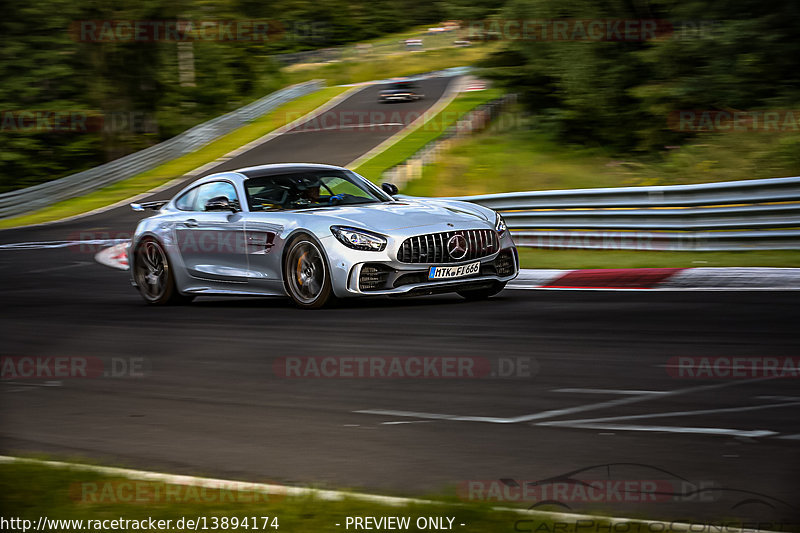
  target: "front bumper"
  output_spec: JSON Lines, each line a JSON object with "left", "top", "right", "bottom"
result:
{"left": 341, "top": 247, "right": 519, "bottom": 297}
{"left": 379, "top": 94, "right": 419, "bottom": 102}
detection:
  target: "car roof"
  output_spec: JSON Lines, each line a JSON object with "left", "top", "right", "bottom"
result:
{"left": 234, "top": 163, "right": 346, "bottom": 179}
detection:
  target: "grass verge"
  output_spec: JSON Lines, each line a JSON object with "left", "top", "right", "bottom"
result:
{"left": 352, "top": 89, "right": 503, "bottom": 182}
{"left": 0, "top": 87, "right": 350, "bottom": 230}
{"left": 403, "top": 109, "right": 800, "bottom": 198}
{"left": 517, "top": 248, "right": 800, "bottom": 269}
{"left": 284, "top": 44, "right": 499, "bottom": 87}
{"left": 0, "top": 461, "right": 539, "bottom": 533}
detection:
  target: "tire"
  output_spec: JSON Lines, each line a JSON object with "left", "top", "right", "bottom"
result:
{"left": 457, "top": 282, "right": 506, "bottom": 301}
{"left": 133, "top": 237, "right": 193, "bottom": 305}
{"left": 283, "top": 234, "right": 335, "bottom": 309}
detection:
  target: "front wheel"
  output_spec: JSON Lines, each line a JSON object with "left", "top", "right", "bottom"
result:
{"left": 133, "top": 238, "right": 193, "bottom": 305}
{"left": 283, "top": 234, "right": 335, "bottom": 309}
{"left": 457, "top": 282, "right": 506, "bottom": 301}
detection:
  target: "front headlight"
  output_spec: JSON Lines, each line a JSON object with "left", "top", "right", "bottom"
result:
{"left": 331, "top": 226, "right": 387, "bottom": 252}
{"left": 495, "top": 213, "right": 507, "bottom": 236}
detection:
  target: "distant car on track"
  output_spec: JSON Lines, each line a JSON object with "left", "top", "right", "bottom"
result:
{"left": 129, "top": 163, "right": 518, "bottom": 308}
{"left": 378, "top": 81, "right": 424, "bottom": 103}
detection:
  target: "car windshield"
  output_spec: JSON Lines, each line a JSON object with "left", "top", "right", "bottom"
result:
{"left": 389, "top": 82, "right": 415, "bottom": 91}
{"left": 244, "top": 169, "right": 390, "bottom": 211}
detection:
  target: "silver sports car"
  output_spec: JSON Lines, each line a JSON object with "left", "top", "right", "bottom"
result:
{"left": 129, "top": 163, "right": 518, "bottom": 308}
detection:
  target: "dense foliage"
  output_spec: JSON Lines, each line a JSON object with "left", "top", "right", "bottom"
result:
{"left": 5, "top": 0, "right": 797, "bottom": 193}
{"left": 0, "top": 0, "right": 497, "bottom": 192}
{"left": 482, "top": 0, "right": 800, "bottom": 153}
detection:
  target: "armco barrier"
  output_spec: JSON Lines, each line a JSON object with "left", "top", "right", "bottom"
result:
{"left": 381, "top": 89, "right": 800, "bottom": 251}
{"left": 452, "top": 177, "right": 800, "bottom": 251}
{"left": 0, "top": 80, "right": 324, "bottom": 219}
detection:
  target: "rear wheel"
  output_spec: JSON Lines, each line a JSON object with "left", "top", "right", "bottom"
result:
{"left": 457, "top": 282, "right": 506, "bottom": 301}
{"left": 283, "top": 234, "right": 335, "bottom": 309}
{"left": 133, "top": 238, "right": 193, "bottom": 305}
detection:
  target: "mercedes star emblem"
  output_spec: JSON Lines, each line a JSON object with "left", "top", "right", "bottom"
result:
{"left": 447, "top": 234, "right": 468, "bottom": 260}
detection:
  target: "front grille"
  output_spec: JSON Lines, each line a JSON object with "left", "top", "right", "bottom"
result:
{"left": 359, "top": 264, "right": 391, "bottom": 291}
{"left": 397, "top": 229, "right": 498, "bottom": 264}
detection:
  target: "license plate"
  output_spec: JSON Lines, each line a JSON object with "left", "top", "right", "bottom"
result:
{"left": 428, "top": 261, "right": 480, "bottom": 280}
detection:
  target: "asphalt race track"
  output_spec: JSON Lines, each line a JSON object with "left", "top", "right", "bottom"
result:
{"left": 1, "top": 76, "right": 799, "bottom": 524}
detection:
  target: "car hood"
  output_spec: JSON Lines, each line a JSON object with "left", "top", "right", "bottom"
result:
{"left": 304, "top": 198, "right": 492, "bottom": 232}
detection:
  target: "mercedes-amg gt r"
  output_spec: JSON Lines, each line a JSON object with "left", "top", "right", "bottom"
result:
{"left": 129, "top": 163, "right": 518, "bottom": 308}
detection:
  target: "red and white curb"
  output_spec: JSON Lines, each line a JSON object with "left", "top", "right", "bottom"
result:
{"left": 0, "top": 455, "right": 780, "bottom": 533}
{"left": 95, "top": 241, "right": 129, "bottom": 270}
{"left": 508, "top": 267, "right": 800, "bottom": 290}
{"left": 94, "top": 245, "right": 800, "bottom": 291}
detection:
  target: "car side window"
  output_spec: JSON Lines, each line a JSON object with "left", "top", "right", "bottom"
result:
{"left": 194, "top": 182, "right": 239, "bottom": 211}
{"left": 175, "top": 188, "right": 198, "bottom": 211}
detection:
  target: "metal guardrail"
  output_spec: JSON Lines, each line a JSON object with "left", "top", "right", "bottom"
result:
{"left": 382, "top": 91, "right": 800, "bottom": 251}
{"left": 452, "top": 177, "right": 800, "bottom": 251}
{"left": 0, "top": 80, "right": 324, "bottom": 219}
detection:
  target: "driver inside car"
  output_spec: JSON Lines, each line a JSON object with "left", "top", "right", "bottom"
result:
{"left": 302, "top": 184, "right": 322, "bottom": 203}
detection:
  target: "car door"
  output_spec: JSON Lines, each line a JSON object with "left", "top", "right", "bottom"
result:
{"left": 242, "top": 219, "right": 284, "bottom": 291}
{"left": 173, "top": 181, "right": 249, "bottom": 283}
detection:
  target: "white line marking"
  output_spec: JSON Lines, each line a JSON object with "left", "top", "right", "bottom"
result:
{"left": 357, "top": 378, "right": 775, "bottom": 424}
{"left": 776, "top": 433, "right": 800, "bottom": 440}
{"left": 757, "top": 396, "right": 800, "bottom": 401}
{"left": 551, "top": 388, "right": 667, "bottom": 395}
{"left": 537, "top": 423, "right": 775, "bottom": 438}
{"left": 356, "top": 409, "right": 507, "bottom": 423}
{"left": 1, "top": 381, "right": 62, "bottom": 387}
{"left": 535, "top": 422, "right": 776, "bottom": 438}
{"left": 537, "top": 401, "right": 800, "bottom": 426}
{"left": 283, "top": 123, "right": 405, "bottom": 134}
{"left": 0, "top": 455, "right": 783, "bottom": 533}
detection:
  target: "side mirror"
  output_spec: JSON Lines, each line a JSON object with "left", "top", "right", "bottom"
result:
{"left": 381, "top": 182, "right": 399, "bottom": 196}
{"left": 205, "top": 196, "right": 237, "bottom": 212}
